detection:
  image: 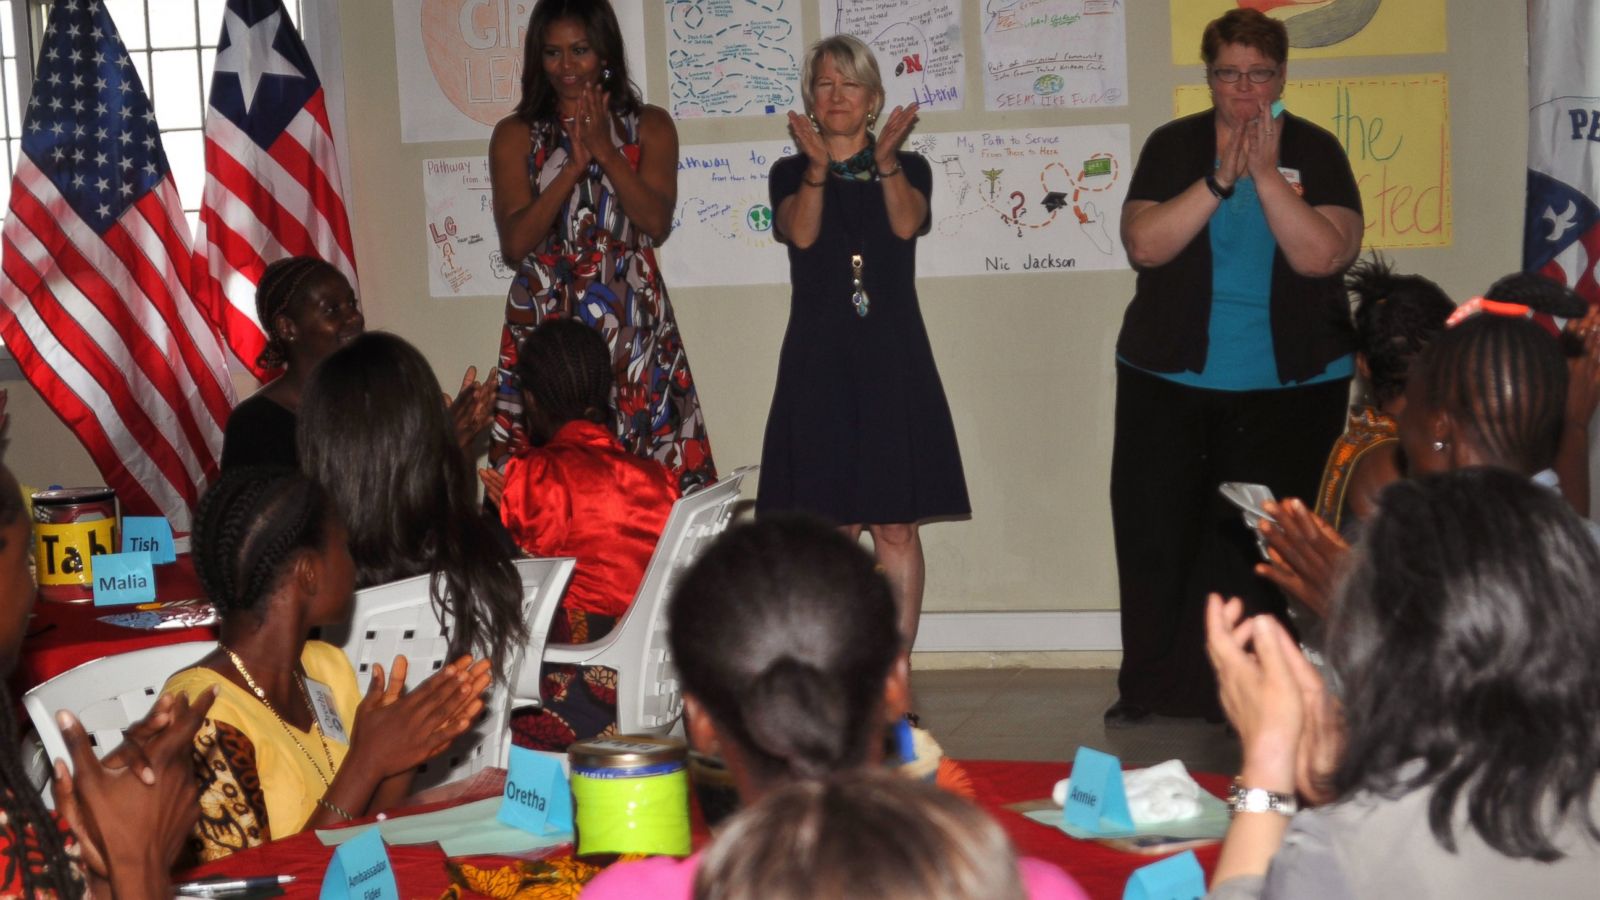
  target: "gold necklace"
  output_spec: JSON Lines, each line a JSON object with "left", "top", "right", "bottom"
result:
{"left": 223, "top": 647, "right": 338, "bottom": 788}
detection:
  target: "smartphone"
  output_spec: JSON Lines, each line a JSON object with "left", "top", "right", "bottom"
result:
{"left": 1219, "top": 482, "right": 1278, "bottom": 560}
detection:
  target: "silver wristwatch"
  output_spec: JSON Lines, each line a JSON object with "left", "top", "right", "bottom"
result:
{"left": 1227, "top": 780, "right": 1299, "bottom": 817}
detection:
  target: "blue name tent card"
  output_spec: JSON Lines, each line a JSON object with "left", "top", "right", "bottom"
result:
{"left": 497, "top": 745, "right": 573, "bottom": 835}
{"left": 1123, "top": 849, "right": 1206, "bottom": 900}
{"left": 1064, "top": 746, "right": 1135, "bottom": 834}
{"left": 120, "top": 516, "right": 175, "bottom": 564}
{"left": 91, "top": 552, "right": 155, "bottom": 606}
{"left": 320, "top": 826, "right": 398, "bottom": 900}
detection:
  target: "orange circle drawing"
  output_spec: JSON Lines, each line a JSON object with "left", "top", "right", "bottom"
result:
{"left": 422, "top": 0, "right": 533, "bottom": 126}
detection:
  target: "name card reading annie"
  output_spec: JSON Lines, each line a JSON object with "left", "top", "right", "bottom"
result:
{"left": 1064, "top": 745, "right": 1134, "bottom": 835}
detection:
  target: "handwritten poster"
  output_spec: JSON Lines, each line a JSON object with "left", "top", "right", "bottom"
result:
{"left": 661, "top": 140, "right": 795, "bottom": 287}
{"left": 1171, "top": 0, "right": 1446, "bottom": 65}
{"left": 820, "top": 0, "right": 965, "bottom": 111}
{"left": 980, "top": 0, "right": 1127, "bottom": 111}
{"left": 912, "top": 125, "right": 1131, "bottom": 277}
{"left": 661, "top": 125, "right": 1131, "bottom": 287}
{"left": 1175, "top": 74, "right": 1452, "bottom": 249}
{"left": 667, "top": 0, "right": 803, "bottom": 118}
{"left": 394, "top": 0, "right": 649, "bottom": 143}
{"left": 421, "top": 157, "right": 514, "bottom": 298}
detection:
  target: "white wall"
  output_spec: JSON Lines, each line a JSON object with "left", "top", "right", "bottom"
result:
{"left": 5, "top": 0, "right": 1532, "bottom": 621}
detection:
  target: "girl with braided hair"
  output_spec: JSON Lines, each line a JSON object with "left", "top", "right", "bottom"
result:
{"left": 221, "top": 257, "right": 364, "bottom": 470}
{"left": 584, "top": 516, "right": 1086, "bottom": 899}
{"left": 478, "top": 319, "right": 678, "bottom": 750}
{"left": 0, "top": 403, "right": 213, "bottom": 898}
{"left": 162, "top": 466, "right": 492, "bottom": 860}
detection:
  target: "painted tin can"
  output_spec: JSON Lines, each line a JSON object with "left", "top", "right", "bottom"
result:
{"left": 568, "top": 735, "right": 691, "bottom": 858}
{"left": 30, "top": 487, "right": 118, "bottom": 602}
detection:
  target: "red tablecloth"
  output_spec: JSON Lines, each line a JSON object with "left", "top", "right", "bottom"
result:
{"left": 177, "top": 760, "right": 1227, "bottom": 900}
{"left": 13, "top": 556, "right": 216, "bottom": 694}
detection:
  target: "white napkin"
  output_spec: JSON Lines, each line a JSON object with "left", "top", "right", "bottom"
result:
{"left": 1051, "top": 759, "right": 1205, "bottom": 825}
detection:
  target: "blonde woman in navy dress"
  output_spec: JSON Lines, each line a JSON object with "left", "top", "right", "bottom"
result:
{"left": 761, "top": 35, "right": 969, "bottom": 646}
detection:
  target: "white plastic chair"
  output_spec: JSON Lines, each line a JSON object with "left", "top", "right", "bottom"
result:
{"left": 319, "top": 556, "right": 575, "bottom": 794}
{"left": 530, "top": 465, "right": 754, "bottom": 736}
{"left": 22, "top": 640, "right": 218, "bottom": 793}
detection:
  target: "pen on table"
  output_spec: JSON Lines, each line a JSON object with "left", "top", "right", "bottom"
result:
{"left": 173, "top": 874, "right": 296, "bottom": 895}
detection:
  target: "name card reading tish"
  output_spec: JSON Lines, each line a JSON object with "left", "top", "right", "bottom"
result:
{"left": 120, "top": 516, "right": 175, "bottom": 564}
{"left": 1123, "top": 849, "right": 1206, "bottom": 900}
{"left": 497, "top": 745, "right": 573, "bottom": 835}
{"left": 320, "top": 826, "right": 397, "bottom": 900}
{"left": 1064, "top": 745, "right": 1134, "bottom": 834}
{"left": 91, "top": 552, "right": 155, "bottom": 606}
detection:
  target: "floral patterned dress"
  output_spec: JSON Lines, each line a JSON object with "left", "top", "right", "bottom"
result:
{"left": 492, "top": 111, "right": 715, "bottom": 491}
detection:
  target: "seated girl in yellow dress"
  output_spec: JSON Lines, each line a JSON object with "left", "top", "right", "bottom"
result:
{"left": 163, "top": 466, "right": 491, "bottom": 860}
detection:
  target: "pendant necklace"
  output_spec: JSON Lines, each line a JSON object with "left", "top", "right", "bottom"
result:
{"left": 224, "top": 647, "right": 337, "bottom": 787}
{"left": 831, "top": 137, "right": 878, "bottom": 318}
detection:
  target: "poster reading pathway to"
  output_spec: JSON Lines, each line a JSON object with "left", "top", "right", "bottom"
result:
{"left": 662, "top": 125, "right": 1131, "bottom": 288}
{"left": 820, "top": 0, "right": 965, "bottom": 112}
{"left": 394, "top": 0, "right": 648, "bottom": 143}
{"left": 667, "top": 0, "right": 804, "bottom": 117}
{"left": 981, "top": 0, "right": 1127, "bottom": 111}
{"left": 421, "top": 157, "right": 512, "bottom": 298}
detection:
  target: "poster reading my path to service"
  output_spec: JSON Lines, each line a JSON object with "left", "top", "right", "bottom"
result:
{"left": 981, "top": 0, "right": 1127, "bottom": 111}
{"left": 394, "top": 0, "right": 649, "bottom": 143}
{"left": 1170, "top": 0, "right": 1446, "bottom": 65}
{"left": 820, "top": 0, "right": 966, "bottom": 112}
{"left": 1175, "top": 74, "right": 1452, "bottom": 249}
{"left": 667, "top": 0, "right": 804, "bottom": 117}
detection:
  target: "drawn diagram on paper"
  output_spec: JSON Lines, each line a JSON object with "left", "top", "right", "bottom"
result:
{"left": 910, "top": 125, "right": 1131, "bottom": 276}
{"left": 667, "top": 0, "right": 803, "bottom": 117}
{"left": 820, "top": 0, "right": 965, "bottom": 111}
{"left": 981, "top": 0, "right": 1128, "bottom": 111}
{"left": 422, "top": 157, "right": 514, "bottom": 298}
{"left": 661, "top": 141, "right": 796, "bottom": 287}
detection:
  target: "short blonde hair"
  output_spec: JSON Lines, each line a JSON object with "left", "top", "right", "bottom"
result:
{"left": 800, "top": 34, "right": 885, "bottom": 121}
{"left": 692, "top": 771, "right": 1027, "bottom": 900}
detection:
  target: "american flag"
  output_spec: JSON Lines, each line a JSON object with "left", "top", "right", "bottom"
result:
{"left": 0, "top": 0, "right": 233, "bottom": 529}
{"left": 192, "top": 0, "right": 357, "bottom": 378}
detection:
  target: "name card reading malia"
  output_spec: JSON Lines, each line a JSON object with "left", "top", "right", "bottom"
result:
{"left": 497, "top": 745, "right": 573, "bottom": 835}
{"left": 91, "top": 552, "right": 156, "bottom": 606}
{"left": 1123, "top": 849, "right": 1206, "bottom": 900}
{"left": 320, "top": 826, "right": 398, "bottom": 900}
{"left": 120, "top": 516, "right": 176, "bottom": 564}
{"left": 1064, "top": 745, "right": 1134, "bottom": 834}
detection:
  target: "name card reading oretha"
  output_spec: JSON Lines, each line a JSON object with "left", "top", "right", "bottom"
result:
{"left": 496, "top": 744, "right": 573, "bottom": 835}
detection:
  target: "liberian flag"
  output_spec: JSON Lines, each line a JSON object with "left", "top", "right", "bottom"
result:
{"left": 192, "top": 0, "right": 357, "bottom": 378}
{"left": 0, "top": 0, "right": 232, "bottom": 529}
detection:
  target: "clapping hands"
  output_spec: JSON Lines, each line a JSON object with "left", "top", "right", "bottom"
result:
{"left": 349, "top": 654, "right": 492, "bottom": 778}
{"left": 1253, "top": 498, "right": 1349, "bottom": 618}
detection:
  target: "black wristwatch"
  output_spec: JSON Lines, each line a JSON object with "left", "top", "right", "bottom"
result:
{"left": 1205, "top": 172, "right": 1235, "bottom": 200}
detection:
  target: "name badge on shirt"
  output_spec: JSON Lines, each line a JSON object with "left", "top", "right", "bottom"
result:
{"left": 1277, "top": 166, "right": 1304, "bottom": 197}
{"left": 304, "top": 677, "right": 348, "bottom": 744}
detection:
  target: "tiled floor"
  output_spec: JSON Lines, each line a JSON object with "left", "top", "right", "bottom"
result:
{"left": 910, "top": 668, "right": 1242, "bottom": 774}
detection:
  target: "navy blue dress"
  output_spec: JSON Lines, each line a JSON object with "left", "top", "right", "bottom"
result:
{"left": 757, "top": 152, "right": 970, "bottom": 524}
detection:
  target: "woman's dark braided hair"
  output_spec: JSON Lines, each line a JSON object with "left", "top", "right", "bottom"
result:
{"left": 1347, "top": 254, "right": 1454, "bottom": 407}
{"left": 0, "top": 462, "right": 85, "bottom": 898}
{"left": 1483, "top": 270, "right": 1591, "bottom": 356}
{"left": 192, "top": 465, "right": 330, "bottom": 619}
{"left": 1416, "top": 313, "right": 1569, "bottom": 476}
{"left": 669, "top": 516, "right": 902, "bottom": 785}
{"left": 515, "top": 318, "right": 614, "bottom": 428}
{"left": 253, "top": 256, "right": 342, "bottom": 371}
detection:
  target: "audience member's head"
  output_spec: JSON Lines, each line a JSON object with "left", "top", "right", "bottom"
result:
{"left": 253, "top": 256, "right": 362, "bottom": 373}
{"left": 192, "top": 465, "right": 341, "bottom": 625}
{"left": 1399, "top": 312, "right": 1568, "bottom": 477}
{"left": 515, "top": 318, "right": 614, "bottom": 442}
{"left": 1346, "top": 254, "right": 1454, "bottom": 409}
{"left": 1329, "top": 467, "right": 1600, "bottom": 860}
{"left": 669, "top": 516, "right": 906, "bottom": 796}
{"left": 298, "top": 332, "right": 527, "bottom": 675}
{"left": 692, "top": 770, "right": 1026, "bottom": 900}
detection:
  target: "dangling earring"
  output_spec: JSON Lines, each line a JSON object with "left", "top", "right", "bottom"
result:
{"left": 866, "top": 110, "right": 877, "bottom": 130}
{"left": 602, "top": 66, "right": 613, "bottom": 84}
{"left": 1431, "top": 440, "right": 1448, "bottom": 452}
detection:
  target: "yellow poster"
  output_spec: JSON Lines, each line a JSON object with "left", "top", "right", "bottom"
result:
{"left": 1171, "top": 0, "right": 1446, "bottom": 65}
{"left": 1175, "top": 75, "right": 1452, "bottom": 249}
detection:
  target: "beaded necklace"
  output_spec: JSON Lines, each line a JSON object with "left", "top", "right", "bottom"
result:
{"left": 224, "top": 648, "right": 337, "bottom": 788}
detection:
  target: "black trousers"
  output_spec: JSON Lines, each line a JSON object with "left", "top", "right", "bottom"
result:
{"left": 1109, "top": 363, "right": 1349, "bottom": 718}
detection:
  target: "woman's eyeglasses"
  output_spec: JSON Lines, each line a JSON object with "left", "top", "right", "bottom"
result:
{"left": 1209, "top": 67, "right": 1278, "bottom": 84}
